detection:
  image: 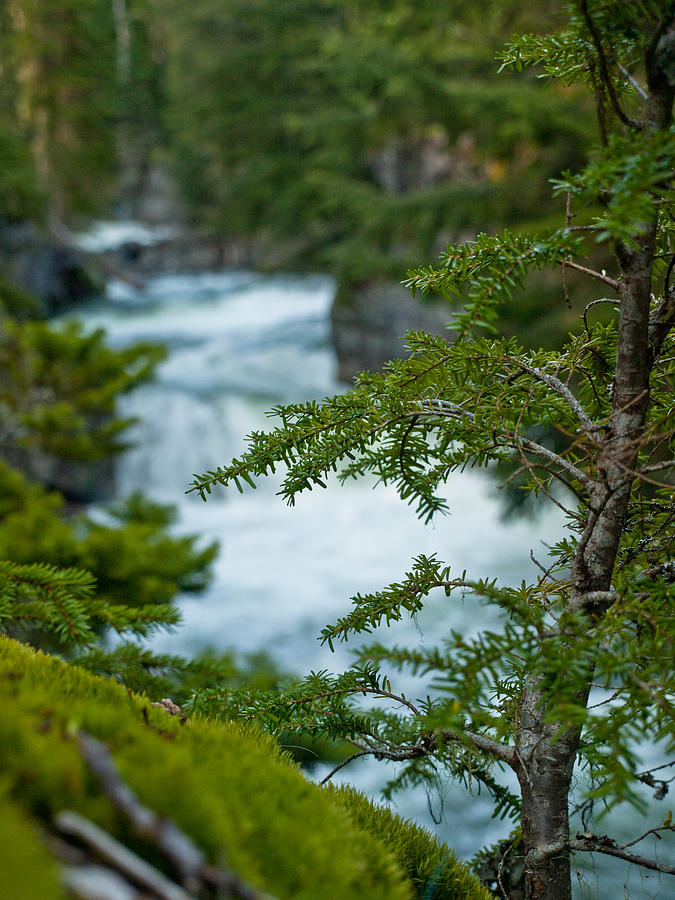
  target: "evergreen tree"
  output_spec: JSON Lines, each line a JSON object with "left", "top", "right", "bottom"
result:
{"left": 1, "top": 0, "right": 163, "bottom": 220}
{"left": 0, "top": 312, "right": 218, "bottom": 691}
{"left": 189, "top": 4, "right": 675, "bottom": 898}
{"left": 162, "top": 0, "right": 592, "bottom": 283}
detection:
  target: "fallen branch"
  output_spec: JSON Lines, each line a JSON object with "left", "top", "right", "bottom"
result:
{"left": 77, "top": 731, "right": 279, "bottom": 900}
{"left": 62, "top": 862, "right": 147, "bottom": 900}
{"left": 55, "top": 810, "right": 194, "bottom": 900}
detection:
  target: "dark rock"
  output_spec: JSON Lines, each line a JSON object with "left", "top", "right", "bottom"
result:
{"left": 99, "top": 231, "right": 262, "bottom": 277}
{"left": 0, "top": 220, "right": 99, "bottom": 316}
{"left": 3, "top": 445, "right": 115, "bottom": 505}
{"left": 330, "top": 279, "right": 453, "bottom": 383}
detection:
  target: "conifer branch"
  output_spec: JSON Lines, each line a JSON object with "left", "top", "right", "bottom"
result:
{"left": 411, "top": 399, "right": 594, "bottom": 487}
{"left": 336, "top": 727, "right": 515, "bottom": 769}
{"left": 432, "top": 728, "right": 516, "bottom": 767}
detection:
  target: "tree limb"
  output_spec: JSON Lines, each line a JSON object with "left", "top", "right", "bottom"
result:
{"left": 433, "top": 728, "right": 516, "bottom": 767}
{"left": 412, "top": 400, "right": 595, "bottom": 487}
{"left": 516, "top": 361, "right": 599, "bottom": 439}
{"left": 569, "top": 829, "right": 675, "bottom": 876}
{"left": 580, "top": 0, "right": 644, "bottom": 130}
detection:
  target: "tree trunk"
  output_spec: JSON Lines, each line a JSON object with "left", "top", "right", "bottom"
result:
{"left": 517, "top": 680, "right": 584, "bottom": 900}
{"left": 517, "top": 18, "right": 675, "bottom": 898}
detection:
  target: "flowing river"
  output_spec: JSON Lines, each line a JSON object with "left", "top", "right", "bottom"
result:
{"left": 65, "top": 227, "right": 672, "bottom": 898}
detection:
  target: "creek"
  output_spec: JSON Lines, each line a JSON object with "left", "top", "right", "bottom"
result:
{"left": 64, "top": 229, "right": 672, "bottom": 898}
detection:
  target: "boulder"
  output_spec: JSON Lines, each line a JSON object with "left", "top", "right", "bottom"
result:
{"left": 0, "top": 220, "right": 99, "bottom": 316}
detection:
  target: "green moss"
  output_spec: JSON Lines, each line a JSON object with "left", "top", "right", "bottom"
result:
{"left": 0, "top": 636, "right": 412, "bottom": 899}
{"left": 328, "top": 784, "right": 494, "bottom": 900}
{"left": 0, "top": 788, "right": 64, "bottom": 899}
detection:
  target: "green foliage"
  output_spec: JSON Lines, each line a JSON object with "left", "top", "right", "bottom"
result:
{"left": 163, "top": 0, "right": 592, "bottom": 279}
{"left": 0, "top": 273, "right": 45, "bottom": 320}
{"left": 553, "top": 131, "right": 675, "bottom": 244}
{"left": 405, "top": 229, "right": 584, "bottom": 333}
{"left": 0, "top": 633, "right": 436, "bottom": 900}
{"left": 0, "top": 463, "right": 216, "bottom": 604}
{"left": 0, "top": 317, "right": 166, "bottom": 462}
{"left": 0, "top": 311, "right": 218, "bottom": 697}
{"left": 73, "top": 642, "right": 291, "bottom": 711}
{"left": 330, "top": 784, "right": 494, "bottom": 900}
{"left": 0, "top": 126, "right": 46, "bottom": 223}
{"left": 1, "top": 0, "right": 163, "bottom": 218}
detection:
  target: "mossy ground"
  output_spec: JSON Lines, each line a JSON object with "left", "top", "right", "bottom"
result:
{"left": 329, "top": 785, "right": 494, "bottom": 900}
{"left": 0, "top": 636, "right": 492, "bottom": 899}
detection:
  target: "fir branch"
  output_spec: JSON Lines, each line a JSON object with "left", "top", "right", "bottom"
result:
{"left": 320, "top": 554, "right": 476, "bottom": 647}
{"left": 412, "top": 399, "right": 594, "bottom": 487}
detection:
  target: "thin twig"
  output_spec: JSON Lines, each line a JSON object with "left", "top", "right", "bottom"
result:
{"left": 319, "top": 751, "right": 370, "bottom": 785}
{"left": 562, "top": 193, "right": 573, "bottom": 308}
{"left": 583, "top": 297, "right": 619, "bottom": 336}
{"left": 569, "top": 830, "right": 675, "bottom": 876}
{"left": 580, "top": 0, "right": 643, "bottom": 130}
{"left": 622, "top": 823, "right": 675, "bottom": 850}
{"left": 562, "top": 259, "right": 620, "bottom": 291}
